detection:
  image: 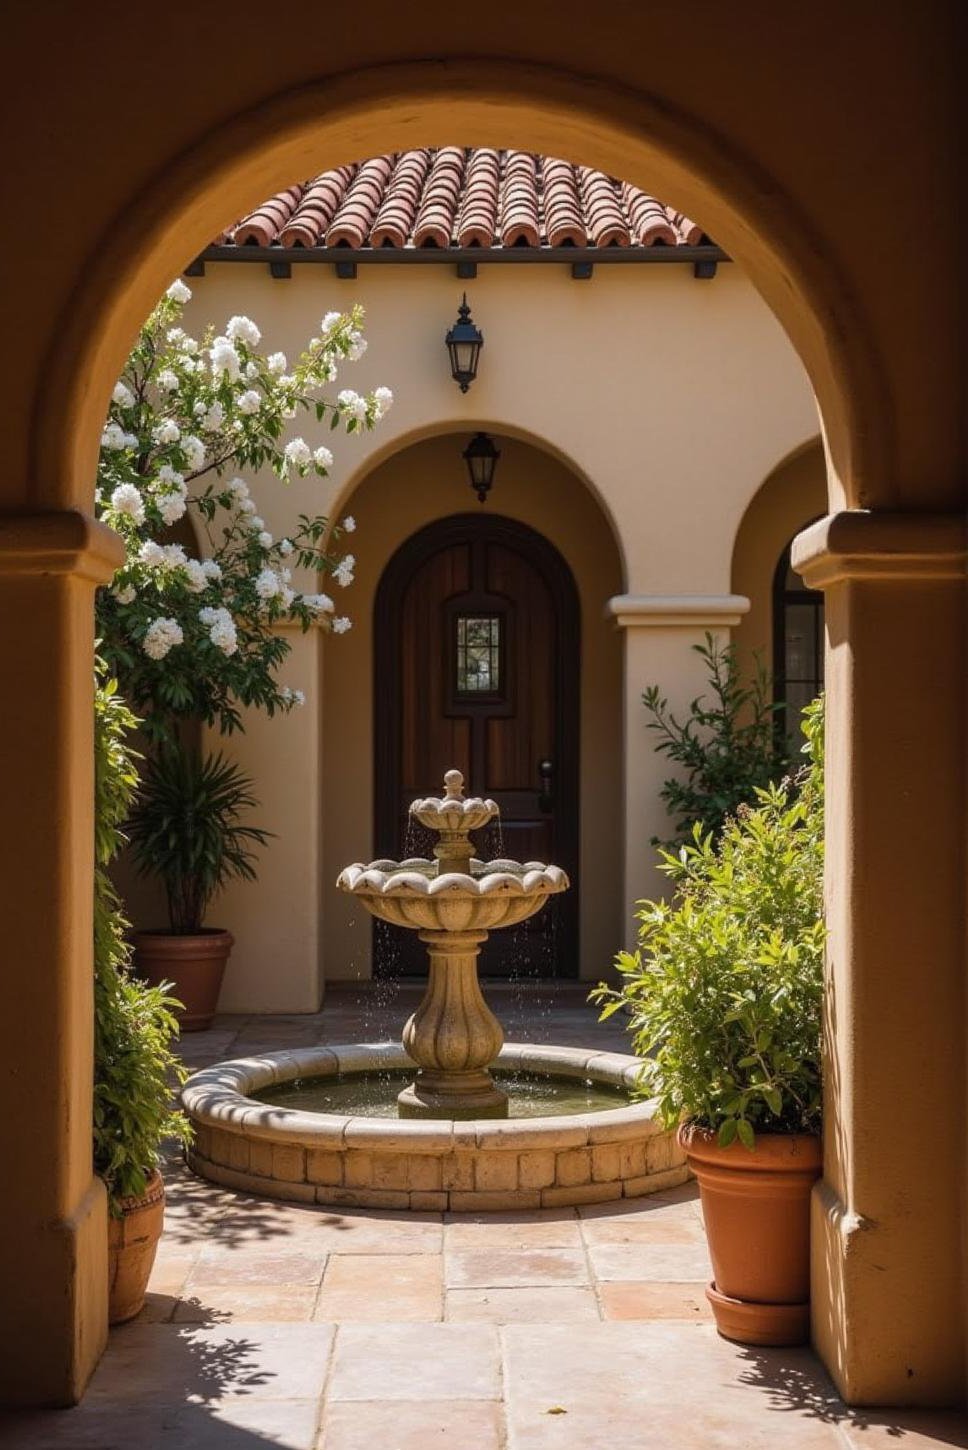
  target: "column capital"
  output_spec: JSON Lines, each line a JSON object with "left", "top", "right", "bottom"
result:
{"left": 606, "top": 593, "right": 750, "bottom": 629}
{"left": 0, "top": 510, "right": 124, "bottom": 585}
{"left": 792, "top": 510, "right": 966, "bottom": 590}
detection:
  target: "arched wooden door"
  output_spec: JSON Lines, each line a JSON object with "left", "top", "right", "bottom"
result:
{"left": 375, "top": 514, "right": 580, "bottom": 977}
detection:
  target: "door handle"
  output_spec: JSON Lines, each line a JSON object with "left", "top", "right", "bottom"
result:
{"left": 537, "top": 758, "right": 554, "bottom": 814}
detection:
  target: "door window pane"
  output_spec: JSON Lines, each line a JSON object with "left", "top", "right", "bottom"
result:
{"left": 456, "top": 615, "right": 501, "bottom": 694}
{"left": 774, "top": 535, "right": 825, "bottom": 755}
{"left": 784, "top": 603, "right": 817, "bottom": 683}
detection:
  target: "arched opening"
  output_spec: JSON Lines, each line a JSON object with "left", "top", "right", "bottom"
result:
{"left": 321, "top": 430, "right": 623, "bottom": 987}
{"left": 3, "top": 43, "right": 963, "bottom": 1418}
{"left": 731, "top": 440, "right": 827, "bottom": 749}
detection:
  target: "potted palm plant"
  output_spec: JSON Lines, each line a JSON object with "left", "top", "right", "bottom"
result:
{"left": 127, "top": 744, "right": 271, "bottom": 1030}
{"left": 95, "top": 667, "right": 190, "bottom": 1322}
{"left": 592, "top": 697, "right": 824, "bottom": 1347}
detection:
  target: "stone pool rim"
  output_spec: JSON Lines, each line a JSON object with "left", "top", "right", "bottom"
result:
{"left": 181, "top": 1041, "right": 690, "bottom": 1211}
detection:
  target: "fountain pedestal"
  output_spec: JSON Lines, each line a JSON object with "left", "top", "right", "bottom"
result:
{"left": 399, "top": 930, "right": 507, "bottom": 1119}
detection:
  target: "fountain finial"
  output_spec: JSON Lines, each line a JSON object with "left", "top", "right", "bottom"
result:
{"left": 443, "top": 769, "right": 465, "bottom": 800}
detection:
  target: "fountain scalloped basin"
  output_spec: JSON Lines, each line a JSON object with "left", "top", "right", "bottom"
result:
{"left": 182, "top": 1042, "right": 689, "bottom": 1211}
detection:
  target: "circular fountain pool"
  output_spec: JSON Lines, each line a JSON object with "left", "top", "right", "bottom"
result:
{"left": 182, "top": 1042, "right": 689, "bottom": 1212}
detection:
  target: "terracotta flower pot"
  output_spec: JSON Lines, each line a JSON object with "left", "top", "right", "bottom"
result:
{"left": 133, "top": 929, "right": 234, "bottom": 1032}
{"left": 107, "top": 1170, "right": 165, "bottom": 1324}
{"left": 678, "top": 1124, "right": 822, "bottom": 1346}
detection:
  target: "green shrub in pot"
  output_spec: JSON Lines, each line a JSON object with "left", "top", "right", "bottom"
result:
{"left": 126, "top": 744, "right": 272, "bottom": 936}
{"left": 93, "top": 668, "right": 189, "bottom": 1204}
{"left": 593, "top": 697, "right": 825, "bottom": 1346}
{"left": 124, "top": 743, "right": 272, "bottom": 1029}
{"left": 592, "top": 696, "right": 824, "bottom": 1149}
{"left": 94, "top": 664, "right": 189, "bottom": 1321}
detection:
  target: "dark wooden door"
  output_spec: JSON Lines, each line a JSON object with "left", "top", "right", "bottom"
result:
{"left": 375, "top": 514, "right": 580, "bottom": 977}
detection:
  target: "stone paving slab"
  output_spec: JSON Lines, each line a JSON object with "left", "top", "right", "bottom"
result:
{"left": 327, "top": 1323, "right": 502, "bottom": 1402}
{"left": 446, "top": 1286, "right": 601, "bottom": 1323}
{"left": 318, "top": 1399, "right": 503, "bottom": 1450}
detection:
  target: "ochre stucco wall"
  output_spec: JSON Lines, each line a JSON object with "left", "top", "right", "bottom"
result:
{"left": 0, "top": 2, "right": 964, "bottom": 1413}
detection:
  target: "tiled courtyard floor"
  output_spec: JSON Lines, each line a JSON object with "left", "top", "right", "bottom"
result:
{"left": 4, "top": 985, "right": 967, "bottom": 1448}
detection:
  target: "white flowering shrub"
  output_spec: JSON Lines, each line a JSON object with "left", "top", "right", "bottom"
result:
{"left": 96, "top": 282, "right": 390, "bottom": 741}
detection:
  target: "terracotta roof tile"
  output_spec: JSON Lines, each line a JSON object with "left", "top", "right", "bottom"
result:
{"left": 225, "top": 148, "right": 710, "bottom": 251}
{"left": 233, "top": 185, "right": 303, "bottom": 246}
{"left": 413, "top": 147, "right": 465, "bottom": 247}
{"left": 542, "top": 157, "right": 586, "bottom": 247}
{"left": 500, "top": 151, "right": 541, "bottom": 247}
{"left": 456, "top": 148, "right": 501, "bottom": 246}
{"left": 326, "top": 156, "right": 395, "bottom": 247}
{"left": 279, "top": 166, "right": 355, "bottom": 247}
{"left": 578, "top": 167, "right": 631, "bottom": 247}
{"left": 371, "top": 150, "right": 432, "bottom": 247}
{"left": 623, "top": 183, "right": 678, "bottom": 246}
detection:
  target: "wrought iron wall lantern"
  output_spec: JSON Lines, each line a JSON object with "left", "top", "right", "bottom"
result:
{"left": 445, "top": 294, "right": 484, "bottom": 392}
{"left": 463, "top": 432, "right": 501, "bottom": 504}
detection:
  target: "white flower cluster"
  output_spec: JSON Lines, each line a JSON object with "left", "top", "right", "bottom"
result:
{"left": 110, "top": 483, "right": 145, "bottom": 524}
{"left": 142, "top": 617, "right": 183, "bottom": 660}
{"left": 101, "top": 421, "right": 138, "bottom": 451}
{"left": 283, "top": 437, "right": 312, "bottom": 471}
{"left": 254, "top": 567, "right": 286, "bottom": 602}
{"left": 100, "top": 292, "right": 381, "bottom": 740}
{"left": 199, "top": 605, "right": 238, "bottom": 655}
{"left": 154, "top": 464, "right": 188, "bottom": 525}
{"left": 210, "top": 337, "right": 241, "bottom": 382}
{"left": 225, "top": 315, "right": 262, "bottom": 348}
{"left": 337, "top": 389, "right": 368, "bottom": 424}
{"left": 302, "top": 592, "right": 334, "bottom": 614}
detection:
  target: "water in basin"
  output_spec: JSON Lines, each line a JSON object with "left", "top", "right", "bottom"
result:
{"left": 253, "top": 1069, "right": 630, "bottom": 1119}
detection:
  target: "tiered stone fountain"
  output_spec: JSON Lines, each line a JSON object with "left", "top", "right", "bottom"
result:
{"left": 340, "top": 769, "right": 567, "bottom": 1119}
{"left": 182, "top": 770, "right": 687, "bottom": 1210}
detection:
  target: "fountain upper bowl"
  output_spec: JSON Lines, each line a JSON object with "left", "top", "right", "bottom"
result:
{"left": 336, "top": 856, "right": 569, "bottom": 932}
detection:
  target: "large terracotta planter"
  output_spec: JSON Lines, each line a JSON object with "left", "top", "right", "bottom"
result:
{"left": 133, "top": 929, "right": 234, "bottom": 1032}
{"left": 108, "top": 1170, "right": 165, "bottom": 1324}
{"left": 678, "top": 1124, "right": 822, "bottom": 1346}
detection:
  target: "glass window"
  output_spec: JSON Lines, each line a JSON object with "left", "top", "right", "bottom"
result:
{"left": 456, "top": 615, "right": 502, "bottom": 695}
{"left": 773, "top": 538, "right": 824, "bottom": 753}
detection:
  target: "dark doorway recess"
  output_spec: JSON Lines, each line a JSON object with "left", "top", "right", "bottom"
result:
{"left": 374, "top": 513, "right": 580, "bottom": 978}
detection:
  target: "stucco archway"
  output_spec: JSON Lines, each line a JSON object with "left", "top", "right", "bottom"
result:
{"left": 1, "top": 24, "right": 964, "bottom": 1413}
{"left": 36, "top": 62, "right": 889, "bottom": 519}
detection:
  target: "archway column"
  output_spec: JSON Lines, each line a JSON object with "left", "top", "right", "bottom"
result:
{"left": 0, "top": 511, "right": 124, "bottom": 1406}
{"left": 793, "top": 510, "right": 966, "bottom": 1406}
{"left": 606, "top": 593, "right": 749, "bottom": 941}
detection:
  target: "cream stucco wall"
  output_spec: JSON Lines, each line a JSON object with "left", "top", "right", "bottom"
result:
{"left": 171, "top": 255, "right": 819, "bottom": 1009}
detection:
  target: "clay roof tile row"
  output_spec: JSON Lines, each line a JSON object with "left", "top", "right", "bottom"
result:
{"left": 224, "top": 148, "right": 706, "bottom": 252}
